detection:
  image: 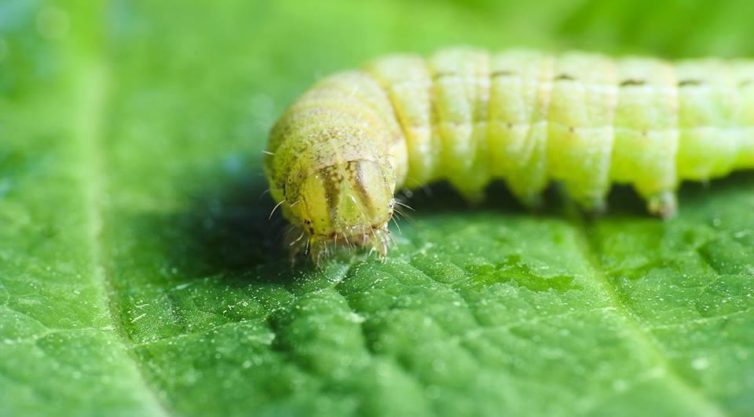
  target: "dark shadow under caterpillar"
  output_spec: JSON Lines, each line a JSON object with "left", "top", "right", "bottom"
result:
{"left": 264, "top": 47, "right": 754, "bottom": 263}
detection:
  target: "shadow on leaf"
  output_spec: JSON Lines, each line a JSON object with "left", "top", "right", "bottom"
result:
{"left": 149, "top": 172, "right": 319, "bottom": 285}
{"left": 148, "top": 165, "right": 752, "bottom": 287}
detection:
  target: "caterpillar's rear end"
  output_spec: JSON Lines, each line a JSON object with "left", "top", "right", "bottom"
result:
{"left": 264, "top": 47, "right": 754, "bottom": 263}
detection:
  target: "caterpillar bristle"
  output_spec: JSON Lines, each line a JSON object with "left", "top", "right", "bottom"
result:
{"left": 268, "top": 200, "right": 285, "bottom": 220}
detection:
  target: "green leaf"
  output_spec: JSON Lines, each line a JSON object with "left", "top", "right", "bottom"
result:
{"left": 2, "top": 0, "right": 753, "bottom": 416}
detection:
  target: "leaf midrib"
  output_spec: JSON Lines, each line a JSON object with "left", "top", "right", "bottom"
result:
{"left": 573, "top": 218, "right": 727, "bottom": 417}
{"left": 75, "top": 56, "right": 172, "bottom": 417}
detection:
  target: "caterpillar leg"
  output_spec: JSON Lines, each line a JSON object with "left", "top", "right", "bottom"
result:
{"left": 511, "top": 189, "right": 545, "bottom": 209}
{"left": 569, "top": 190, "right": 608, "bottom": 215}
{"left": 307, "top": 237, "right": 339, "bottom": 267}
{"left": 646, "top": 190, "right": 678, "bottom": 219}
{"left": 284, "top": 227, "right": 330, "bottom": 266}
{"left": 505, "top": 170, "right": 547, "bottom": 210}
{"left": 450, "top": 180, "right": 487, "bottom": 205}
{"left": 368, "top": 225, "right": 391, "bottom": 259}
{"left": 286, "top": 224, "right": 392, "bottom": 266}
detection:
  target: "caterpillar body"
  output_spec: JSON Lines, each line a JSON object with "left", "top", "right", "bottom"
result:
{"left": 264, "top": 47, "right": 754, "bottom": 262}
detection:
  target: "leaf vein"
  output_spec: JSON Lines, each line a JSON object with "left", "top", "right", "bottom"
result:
{"left": 574, "top": 220, "right": 728, "bottom": 417}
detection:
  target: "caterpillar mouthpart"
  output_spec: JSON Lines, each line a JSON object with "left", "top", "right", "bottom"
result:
{"left": 282, "top": 159, "right": 396, "bottom": 263}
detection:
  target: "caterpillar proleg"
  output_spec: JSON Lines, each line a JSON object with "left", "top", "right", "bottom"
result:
{"left": 264, "top": 47, "right": 754, "bottom": 262}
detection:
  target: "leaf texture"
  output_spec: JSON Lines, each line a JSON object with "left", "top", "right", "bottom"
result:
{"left": 1, "top": 0, "right": 753, "bottom": 416}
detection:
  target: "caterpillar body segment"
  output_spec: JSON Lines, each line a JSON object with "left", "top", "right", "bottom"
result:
{"left": 366, "top": 56, "right": 436, "bottom": 189}
{"left": 429, "top": 48, "right": 492, "bottom": 202}
{"left": 264, "top": 47, "right": 754, "bottom": 262}
{"left": 487, "top": 51, "right": 554, "bottom": 207}
{"left": 609, "top": 57, "right": 679, "bottom": 214}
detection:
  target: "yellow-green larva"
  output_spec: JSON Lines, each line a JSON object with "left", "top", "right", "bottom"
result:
{"left": 264, "top": 47, "right": 754, "bottom": 262}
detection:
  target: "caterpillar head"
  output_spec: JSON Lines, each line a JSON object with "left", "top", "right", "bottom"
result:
{"left": 284, "top": 159, "right": 396, "bottom": 263}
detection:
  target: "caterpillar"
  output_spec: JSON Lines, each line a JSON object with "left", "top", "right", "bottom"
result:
{"left": 264, "top": 47, "right": 754, "bottom": 263}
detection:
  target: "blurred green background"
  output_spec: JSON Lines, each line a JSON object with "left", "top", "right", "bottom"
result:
{"left": 2, "top": 0, "right": 754, "bottom": 416}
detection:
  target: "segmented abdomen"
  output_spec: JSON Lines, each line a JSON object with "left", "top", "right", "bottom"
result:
{"left": 267, "top": 48, "right": 754, "bottom": 219}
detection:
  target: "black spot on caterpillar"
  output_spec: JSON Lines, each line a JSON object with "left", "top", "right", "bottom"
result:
{"left": 554, "top": 73, "right": 576, "bottom": 81}
{"left": 264, "top": 47, "right": 754, "bottom": 263}
{"left": 619, "top": 78, "right": 647, "bottom": 87}
{"left": 678, "top": 79, "right": 704, "bottom": 87}
{"left": 491, "top": 69, "right": 516, "bottom": 77}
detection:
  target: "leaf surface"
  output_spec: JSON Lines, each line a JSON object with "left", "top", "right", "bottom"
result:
{"left": 1, "top": 1, "right": 753, "bottom": 416}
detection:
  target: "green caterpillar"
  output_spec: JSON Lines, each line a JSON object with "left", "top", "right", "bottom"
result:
{"left": 264, "top": 47, "right": 754, "bottom": 262}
